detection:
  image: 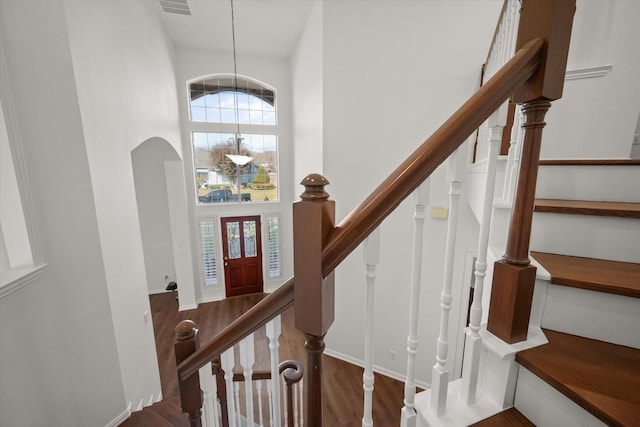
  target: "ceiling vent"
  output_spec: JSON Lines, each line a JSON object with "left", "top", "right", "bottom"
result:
{"left": 159, "top": 0, "right": 191, "bottom": 15}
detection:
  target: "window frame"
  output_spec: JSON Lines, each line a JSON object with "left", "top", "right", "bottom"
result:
{"left": 187, "top": 74, "right": 280, "bottom": 205}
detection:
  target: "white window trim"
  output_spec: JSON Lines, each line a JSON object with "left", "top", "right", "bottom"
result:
{"left": 264, "top": 213, "right": 282, "bottom": 282}
{"left": 197, "top": 212, "right": 283, "bottom": 294}
{"left": 187, "top": 74, "right": 280, "bottom": 205}
{"left": 0, "top": 47, "right": 46, "bottom": 298}
{"left": 197, "top": 216, "right": 221, "bottom": 288}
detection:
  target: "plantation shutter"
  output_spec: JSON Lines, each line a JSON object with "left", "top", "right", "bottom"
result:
{"left": 200, "top": 220, "right": 218, "bottom": 285}
{"left": 267, "top": 216, "right": 280, "bottom": 278}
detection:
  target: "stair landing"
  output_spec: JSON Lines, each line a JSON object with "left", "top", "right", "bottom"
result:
{"left": 516, "top": 329, "right": 640, "bottom": 427}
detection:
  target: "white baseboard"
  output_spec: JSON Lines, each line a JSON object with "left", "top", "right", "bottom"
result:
{"left": 179, "top": 302, "right": 198, "bottom": 311}
{"left": 324, "top": 348, "right": 430, "bottom": 390}
{"left": 197, "top": 294, "right": 225, "bottom": 304}
{"left": 105, "top": 402, "right": 132, "bottom": 427}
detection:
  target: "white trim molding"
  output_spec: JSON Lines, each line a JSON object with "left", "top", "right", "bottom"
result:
{"left": 565, "top": 65, "right": 613, "bottom": 81}
{"left": 105, "top": 402, "right": 132, "bottom": 427}
{"left": 0, "top": 263, "right": 47, "bottom": 298}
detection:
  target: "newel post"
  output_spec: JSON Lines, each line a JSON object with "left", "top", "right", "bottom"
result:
{"left": 293, "top": 174, "right": 335, "bottom": 427}
{"left": 487, "top": 0, "right": 575, "bottom": 343}
{"left": 175, "top": 320, "right": 203, "bottom": 427}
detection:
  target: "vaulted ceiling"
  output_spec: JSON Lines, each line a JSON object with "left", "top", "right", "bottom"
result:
{"left": 157, "top": 0, "right": 315, "bottom": 59}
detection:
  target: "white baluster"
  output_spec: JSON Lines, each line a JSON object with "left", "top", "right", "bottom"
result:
{"left": 267, "top": 379, "right": 274, "bottom": 427}
{"left": 199, "top": 363, "right": 217, "bottom": 427}
{"left": 400, "top": 181, "right": 430, "bottom": 427}
{"left": 430, "top": 150, "right": 463, "bottom": 416}
{"left": 361, "top": 228, "right": 380, "bottom": 427}
{"left": 234, "top": 383, "right": 241, "bottom": 426}
{"left": 240, "top": 334, "right": 256, "bottom": 426}
{"left": 266, "top": 316, "right": 282, "bottom": 427}
{"left": 460, "top": 125, "right": 504, "bottom": 404}
{"left": 502, "top": 105, "right": 524, "bottom": 204}
{"left": 298, "top": 379, "right": 304, "bottom": 427}
{"left": 293, "top": 379, "right": 300, "bottom": 427}
{"left": 282, "top": 378, "right": 288, "bottom": 427}
{"left": 257, "top": 380, "right": 264, "bottom": 427}
{"left": 221, "top": 347, "right": 237, "bottom": 427}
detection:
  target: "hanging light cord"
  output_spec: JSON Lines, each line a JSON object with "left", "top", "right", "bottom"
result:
{"left": 230, "top": 0, "right": 243, "bottom": 201}
{"left": 230, "top": 0, "right": 242, "bottom": 141}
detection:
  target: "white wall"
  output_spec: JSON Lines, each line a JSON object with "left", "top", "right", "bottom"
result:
{"left": 542, "top": 0, "right": 640, "bottom": 159}
{"left": 0, "top": 1, "right": 125, "bottom": 425}
{"left": 132, "top": 138, "right": 180, "bottom": 295}
{"left": 291, "top": 1, "right": 324, "bottom": 194}
{"left": 63, "top": 0, "right": 183, "bottom": 408}
{"left": 318, "top": 0, "right": 502, "bottom": 386}
{"left": 175, "top": 48, "right": 295, "bottom": 302}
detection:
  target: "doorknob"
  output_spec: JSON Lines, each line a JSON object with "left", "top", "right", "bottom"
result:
{"left": 225, "top": 262, "right": 228, "bottom": 266}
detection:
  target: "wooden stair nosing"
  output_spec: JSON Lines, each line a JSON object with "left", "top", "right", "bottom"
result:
{"left": 119, "top": 397, "right": 189, "bottom": 427}
{"left": 516, "top": 329, "right": 640, "bottom": 427}
{"left": 534, "top": 199, "right": 640, "bottom": 218}
{"left": 119, "top": 407, "right": 174, "bottom": 427}
{"left": 530, "top": 251, "right": 640, "bottom": 298}
{"left": 539, "top": 159, "right": 640, "bottom": 166}
{"left": 469, "top": 407, "right": 534, "bottom": 426}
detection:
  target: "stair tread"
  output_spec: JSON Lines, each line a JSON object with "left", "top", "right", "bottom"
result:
{"left": 534, "top": 199, "right": 640, "bottom": 218}
{"left": 539, "top": 158, "right": 640, "bottom": 166}
{"left": 119, "top": 407, "right": 174, "bottom": 427}
{"left": 516, "top": 329, "right": 640, "bottom": 427}
{"left": 531, "top": 251, "right": 640, "bottom": 298}
{"left": 470, "top": 407, "right": 534, "bottom": 426}
{"left": 148, "top": 397, "right": 190, "bottom": 426}
{"left": 119, "top": 397, "right": 189, "bottom": 427}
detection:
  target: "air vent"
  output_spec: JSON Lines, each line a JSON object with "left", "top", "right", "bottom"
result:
{"left": 159, "top": 0, "right": 191, "bottom": 15}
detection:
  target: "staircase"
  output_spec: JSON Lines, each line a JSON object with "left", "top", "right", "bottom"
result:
{"left": 499, "top": 159, "right": 640, "bottom": 426}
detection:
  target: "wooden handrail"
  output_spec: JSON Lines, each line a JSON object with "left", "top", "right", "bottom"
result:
{"left": 175, "top": 37, "right": 545, "bottom": 384}
{"left": 177, "top": 277, "right": 294, "bottom": 381}
{"left": 321, "top": 37, "right": 545, "bottom": 277}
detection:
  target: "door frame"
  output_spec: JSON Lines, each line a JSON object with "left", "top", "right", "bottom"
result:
{"left": 220, "top": 215, "right": 264, "bottom": 297}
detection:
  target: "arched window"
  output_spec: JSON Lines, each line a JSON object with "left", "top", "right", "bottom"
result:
{"left": 189, "top": 75, "right": 278, "bottom": 203}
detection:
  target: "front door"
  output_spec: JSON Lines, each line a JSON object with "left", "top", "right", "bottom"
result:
{"left": 220, "top": 215, "right": 264, "bottom": 297}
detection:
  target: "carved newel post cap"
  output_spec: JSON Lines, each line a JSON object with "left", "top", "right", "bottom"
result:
{"left": 175, "top": 320, "right": 197, "bottom": 341}
{"left": 300, "top": 173, "right": 330, "bottom": 200}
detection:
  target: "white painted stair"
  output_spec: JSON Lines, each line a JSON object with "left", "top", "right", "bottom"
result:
{"left": 512, "top": 159, "right": 640, "bottom": 426}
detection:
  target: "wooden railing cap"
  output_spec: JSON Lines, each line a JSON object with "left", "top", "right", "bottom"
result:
{"left": 300, "top": 173, "right": 330, "bottom": 201}
{"left": 175, "top": 320, "right": 197, "bottom": 341}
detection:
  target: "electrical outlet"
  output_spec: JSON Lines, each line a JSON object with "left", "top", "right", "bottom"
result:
{"left": 143, "top": 310, "right": 149, "bottom": 324}
{"left": 390, "top": 350, "right": 396, "bottom": 360}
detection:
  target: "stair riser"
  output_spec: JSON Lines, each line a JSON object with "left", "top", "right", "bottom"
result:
{"left": 530, "top": 214, "right": 640, "bottom": 263}
{"left": 514, "top": 367, "right": 606, "bottom": 427}
{"left": 541, "top": 284, "right": 640, "bottom": 349}
{"left": 536, "top": 165, "right": 640, "bottom": 203}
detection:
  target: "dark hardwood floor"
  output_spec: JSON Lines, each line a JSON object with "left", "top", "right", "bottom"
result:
{"left": 150, "top": 291, "right": 405, "bottom": 425}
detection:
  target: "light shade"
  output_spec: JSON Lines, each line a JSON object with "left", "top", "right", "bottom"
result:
{"left": 225, "top": 154, "right": 254, "bottom": 166}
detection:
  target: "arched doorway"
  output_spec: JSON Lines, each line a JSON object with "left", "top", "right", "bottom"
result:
{"left": 131, "top": 138, "right": 184, "bottom": 296}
